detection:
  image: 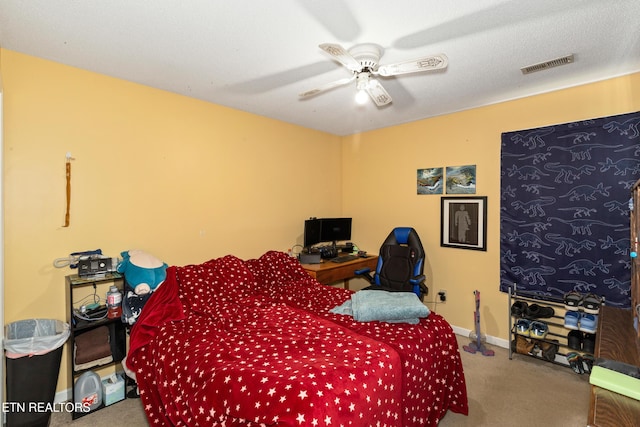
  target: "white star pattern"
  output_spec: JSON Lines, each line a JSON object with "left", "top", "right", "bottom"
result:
{"left": 128, "top": 251, "right": 468, "bottom": 426}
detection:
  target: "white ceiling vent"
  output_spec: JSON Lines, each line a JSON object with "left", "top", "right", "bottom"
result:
{"left": 521, "top": 54, "right": 574, "bottom": 75}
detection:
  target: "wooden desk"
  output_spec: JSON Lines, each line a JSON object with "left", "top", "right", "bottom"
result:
{"left": 588, "top": 305, "right": 640, "bottom": 427}
{"left": 301, "top": 255, "right": 378, "bottom": 289}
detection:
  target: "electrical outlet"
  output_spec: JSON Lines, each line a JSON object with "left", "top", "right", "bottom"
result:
{"left": 438, "top": 290, "right": 447, "bottom": 303}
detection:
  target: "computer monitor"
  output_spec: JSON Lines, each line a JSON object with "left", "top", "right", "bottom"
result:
{"left": 303, "top": 218, "right": 322, "bottom": 249}
{"left": 303, "top": 217, "right": 352, "bottom": 250}
{"left": 320, "top": 218, "right": 352, "bottom": 245}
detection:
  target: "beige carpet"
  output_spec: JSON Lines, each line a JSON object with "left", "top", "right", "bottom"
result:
{"left": 50, "top": 334, "right": 590, "bottom": 426}
{"left": 439, "top": 335, "right": 590, "bottom": 426}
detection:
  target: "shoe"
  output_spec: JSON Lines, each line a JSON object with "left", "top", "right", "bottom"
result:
{"left": 567, "top": 330, "right": 583, "bottom": 351}
{"left": 566, "top": 351, "right": 584, "bottom": 374}
{"left": 516, "top": 318, "right": 531, "bottom": 336}
{"left": 125, "top": 376, "right": 140, "bottom": 398}
{"left": 511, "top": 301, "right": 528, "bottom": 317}
{"left": 582, "top": 354, "right": 595, "bottom": 374}
{"left": 581, "top": 293, "right": 602, "bottom": 314}
{"left": 579, "top": 313, "right": 597, "bottom": 334}
{"left": 564, "top": 311, "right": 580, "bottom": 330}
{"left": 530, "top": 321, "right": 548, "bottom": 339}
{"left": 583, "top": 333, "right": 596, "bottom": 354}
{"left": 537, "top": 339, "right": 559, "bottom": 362}
{"left": 525, "top": 303, "right": 555, "bottom": 319}
{"left": 564, "top": 291, "right": 582, "bottom": 311}
{"left": 127, "top": 385, "right": 140, "bottom": 399}
{"left": 514, "top": 335, "right": 535, "bottom": 355}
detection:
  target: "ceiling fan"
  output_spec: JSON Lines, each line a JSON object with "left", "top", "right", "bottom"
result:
{"left": 299, "top": 43, "right": 448, "bottom": 107}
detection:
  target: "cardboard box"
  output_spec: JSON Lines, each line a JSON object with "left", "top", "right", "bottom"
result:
{"left": 101, "top": 373, "right": 125, "bottom": 406}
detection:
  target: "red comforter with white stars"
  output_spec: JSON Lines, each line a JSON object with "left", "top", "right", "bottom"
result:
{"left": 128, "top": 251, "right": 468, "bottom": 426}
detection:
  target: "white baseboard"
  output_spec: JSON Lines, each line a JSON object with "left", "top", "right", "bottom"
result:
{"left": 54, "top": 389, "right": 71, "bottom": 404}
{"left": 451, "top": 325, "right": 510, "bottom": 349}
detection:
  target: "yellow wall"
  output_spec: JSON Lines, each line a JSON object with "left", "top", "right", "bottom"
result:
{"left": 342, "top": 72, "right": 640, "bottom": 340}
{"left": 2, "top": 47, "right": 639, "bottom": 394}
{"left": 1, "top": 49, "right": 343, "bottom": 392}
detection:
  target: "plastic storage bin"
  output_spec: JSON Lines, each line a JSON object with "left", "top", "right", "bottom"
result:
{"left": 4, "top": 319, "right": 70, "bottom": 427}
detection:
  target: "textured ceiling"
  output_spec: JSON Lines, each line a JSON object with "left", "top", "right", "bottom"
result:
{"left": 1, "top": 0, "right": 639, "bottom": 136}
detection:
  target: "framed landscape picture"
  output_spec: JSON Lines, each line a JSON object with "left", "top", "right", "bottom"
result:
{"left": 417, "top": 167, "right": 444, "bottom": 194}
{"left": 445, "top": 165, "right": 476, "bottom": 194}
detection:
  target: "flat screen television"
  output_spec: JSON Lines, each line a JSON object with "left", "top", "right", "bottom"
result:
{"left": 304, "top": 217, "right": 352, "bottom": 249}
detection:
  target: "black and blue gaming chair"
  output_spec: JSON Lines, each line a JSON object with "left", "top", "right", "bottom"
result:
{"left": 356, "top": 227, "right": 428, "bottom": 300}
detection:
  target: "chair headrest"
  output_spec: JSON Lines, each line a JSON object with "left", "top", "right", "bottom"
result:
{"left": 381, "top": 227, "right": 424, "bottom": 257}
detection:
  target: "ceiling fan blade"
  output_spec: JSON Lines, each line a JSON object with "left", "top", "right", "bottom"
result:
{"left": 377, "top": 54, "right": 448, "bottom": 77}
{"left": 366, "top": 79, "right": 392, "bottom": 107}
{"left": 319, "top": 43, "right": 362, "bottom": 72}
{"left": 299, "top": 75, "right": 355, "bottom": 98}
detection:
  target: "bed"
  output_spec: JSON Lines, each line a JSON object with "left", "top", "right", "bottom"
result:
{"left": 128, "top": 251, "right": 468, "bottom": 426}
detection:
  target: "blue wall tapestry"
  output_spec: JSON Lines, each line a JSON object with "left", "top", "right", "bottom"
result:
{"left": 500, "top": 111, "right": 640, "bottom": 308}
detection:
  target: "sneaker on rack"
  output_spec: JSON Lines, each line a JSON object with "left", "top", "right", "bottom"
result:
{"left": 530, "top": 320, "right": 549, "bottom": 339}
{"left": 516, "top": 318, "right": 532, "bottom": 336}
{"left": 581, "top": 293, "right": 602, "bottom": 314}
{"left": 563, "top": 291, "right": 582, "bottom": 311}
{"left": 579, "top": 313, "right": 597, "bottom": 334}
{"left": 564, "top": 311, "right": 580, "bottom": 330}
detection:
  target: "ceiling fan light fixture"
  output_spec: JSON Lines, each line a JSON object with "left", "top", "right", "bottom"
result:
{"left": 355, "top": 72, "right": 371, "bottom": 90}
{"left": 355, "top": 72, "right": 372, "bottom": 104}
{"left": 355, "top": 89, "right": 369, "bottom": 105}
{"left": 301, "top": 42, "right": 449, "bottom": 108}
